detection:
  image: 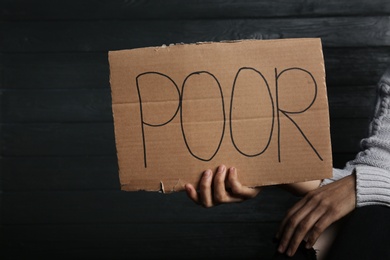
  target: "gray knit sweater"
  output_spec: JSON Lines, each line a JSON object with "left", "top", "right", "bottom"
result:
{"left": 321, "top": 66, "right": 390, "bottom": 207}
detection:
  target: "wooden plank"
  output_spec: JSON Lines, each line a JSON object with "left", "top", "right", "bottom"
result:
{"left": 330, "top": 118, "right": 370, "bottom": 153}
{"left": 1, "top": 52, "right": 109, "bottom": 90}
{"left": 1, "top": 222, "right": 279, "bottom": 259}
{"left": 323, "top": 48, "right": 390, "bottom": 86}
{"left": 332, "top": 152, "right": 359, "bottom": 169}
{"left": 1, "top": 0, "right": 389, "bottom": 20}
{"left": 1, "top": 156, "right": 120, "bottom": 191}
{"left": 0, "top": 85, "right": 376, "bottom": 123}
{"left": 0, "top": 118, "right": 369, "bottom": 156}
{"left": 2, "top": 48, "right": 389, "bottom": 90}
{"left": 0, "top": 187, "right": 297, "bottom": 225}
{"left": 0, "top": 152, "right": 356, "bottom": 191}
{"left": 1, "top": 17, "right": 390, "bottom": 52}
{"left": 2, "top": 3, "right": 388, "bottom": 259}
{"left": 0, "top": 122, "right": 116, "bottom": 156}
{"left": 0, "top": 53, "right": 3, "bottom": 88}
{"left": 1, "top": 89, "right": 113, "bottom": 123}
{"left": 327, "top": 85, "right": 377, "bottom": 118}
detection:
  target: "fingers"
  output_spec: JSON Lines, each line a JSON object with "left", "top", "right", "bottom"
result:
{"left": 213, "top": 165, "right": 228, "bottom": 201}
{"left": 281, "top": 205, "right": 326, "bottom": 256}
{"left": 184, "top": 183, "right": 199, "bottom": 204}
{"left": 277, "top": 199, "right": 312, "bottom": 255}
{"left": 192, "top": 166, "right": 231, "bottom": 208}
{"left": 185, "top": 168, "right": 220, "bottom": 207}
{"left": 276, "top": 175, "right": 357, "bottom": 257}
{"left": 276, "top": 195, "right": 309, "bottom": 239}
{"left": 305, "top": 213, "right": 333, "bottom": 249}
{"left": 213, "top": 165, "right": 242, "bottom": 204}
{"left": 185, "top": 165, "right": 260, "bottom": 207}
{"left": 199, "top": 169, "right": 214, "bottom": 207}
{"left": 228, "top": 167, "right": 261, "bottom": 199}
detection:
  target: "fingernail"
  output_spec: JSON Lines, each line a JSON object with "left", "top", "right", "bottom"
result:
{"left": 204, "top": 170, "right": 211, "bottom": 177}
{"left": 305, "top": 242, "right": 311, "bottom": 249}
{"left": 229, "top": 167, "right": 236, "bottom": 175}
{"left": 218, "top": 165, "right": 226, "bottom": 173}
{"left": 277, "top": 244, "right": 284, "bottom": 253}
{"left": 287, "top": 249, "right": 292, "bottom": 257}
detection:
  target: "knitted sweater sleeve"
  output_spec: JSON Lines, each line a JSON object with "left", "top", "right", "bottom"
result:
{"left": 321, "top": 67, "right": 390, "bottom": 207}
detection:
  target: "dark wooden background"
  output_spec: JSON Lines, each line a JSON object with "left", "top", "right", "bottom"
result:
{"left": 1, "top": 1, "right": 389, "bottom": 259}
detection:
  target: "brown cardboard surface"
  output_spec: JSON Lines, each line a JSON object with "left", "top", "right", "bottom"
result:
{"left": 108, "top": 38, "right": 332, "bottom": 193}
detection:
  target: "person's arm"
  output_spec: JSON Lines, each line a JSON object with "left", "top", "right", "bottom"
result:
{"left": 276, "top": 66, "right": 390, "bottom": 257}
{"left": 276, "top": 173, "right": 356, "bottom": 256}
{"left": 323, "top": 66, "right": 390, "bottom": 207}
{"left": 279, "top": 180, "right": 321, "bottom": 196}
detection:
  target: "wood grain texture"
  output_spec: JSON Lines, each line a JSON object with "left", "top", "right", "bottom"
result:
{"left": 0, "top": 123, "right": 116, "bottom": 156}
{"left": 1, "top": 1, "right": 389, "bottom": 259}
{"left": 1, "top": 0, "right": 389, "bottom": 20}
{"left": 0, "top": 187, "right": 297, "bottom": 224}
{"left": 2, "top": 48, "right": 389, "bottom": 90}
{"left": 0, "top": 153, "right": 356, "bottom": 192}
{"left": 1, "top": 17, "right": 390, "bottom": 52}
{"left": 1, "top": 222, "right": 280, "bottom": 259}
{"left": 1, "top": 89, "right": 114, "bottom": 123}
{"left": 1, "top": 156, "right": 120, "bottom": 191}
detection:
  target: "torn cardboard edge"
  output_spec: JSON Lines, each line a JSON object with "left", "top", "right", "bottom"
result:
{"left": 110, "top": 38, "right": 321, "bottom": 55}
{"left": 109, "top": 38, "right": 333, "bottom": 193}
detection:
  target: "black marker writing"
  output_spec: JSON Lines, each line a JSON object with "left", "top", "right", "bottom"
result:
{"left": 136, "top": 67, "right": 322, "bottom": 168}
{"left": 275, "top": 67, "right": 323, "bottom": 162}
{"left": 230, "top": 67, "right": 275, "bottom": 157}
{"left": 136, "top": 72, "right": 181, "bottom": 168}
{"left": 180, "top": 71, "right": 226, "bottom": 161}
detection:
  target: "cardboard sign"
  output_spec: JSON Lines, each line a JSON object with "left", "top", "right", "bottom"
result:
{"left": 109, "top": 38, "right": 332, "bottom": 193}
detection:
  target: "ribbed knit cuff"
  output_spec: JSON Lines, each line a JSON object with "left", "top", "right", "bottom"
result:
{"left": 355, "top": 165, "right": 390, "bottom": 207}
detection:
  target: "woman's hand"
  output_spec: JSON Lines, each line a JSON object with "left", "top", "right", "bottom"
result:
{"left": 276, "top": 174, "right": 357, "bottom": 257}
{"left": 185, "top": 164, "right": 262, "bottom": 208}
